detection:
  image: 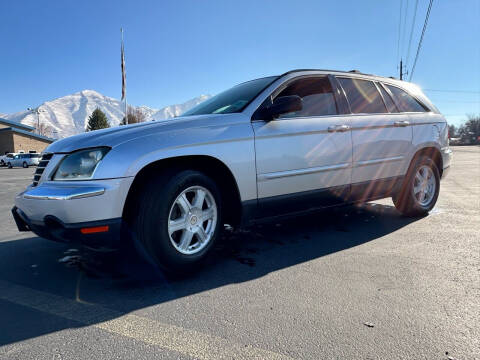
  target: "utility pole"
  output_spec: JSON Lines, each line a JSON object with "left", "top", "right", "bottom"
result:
{"left": 399, "top": 59, "right": 408, "bottom": 81}
{"left": 27, "top": 107, "right": 44, "bottom": 134}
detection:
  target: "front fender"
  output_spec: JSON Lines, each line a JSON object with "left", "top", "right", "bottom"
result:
{"left": 94, "top": 121, "right": 257, "bottom": 202}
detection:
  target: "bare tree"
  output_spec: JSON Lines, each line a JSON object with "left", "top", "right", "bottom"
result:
{"left": 121, "top": 106, "right": 147, "bottom": 125}
{"left": 458, "top": 114, "right": 480, "bottom": 144}
{"left": 35, "top": 122, "right": 53, "bottom": 137}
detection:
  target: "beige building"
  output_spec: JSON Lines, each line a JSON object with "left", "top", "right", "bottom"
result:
{"left": 0, "top": 118, "right": 54, "bottom": 155}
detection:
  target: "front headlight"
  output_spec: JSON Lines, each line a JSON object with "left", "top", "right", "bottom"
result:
{"left": 53, "top": 147, "right": 110, "bottom": 180}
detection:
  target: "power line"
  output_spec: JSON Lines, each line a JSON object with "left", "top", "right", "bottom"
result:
{"left": 409, "top": 0, "right": 434, "bottom": 81}
{"left": 424, "top": 89, "right": 480, "bottom": 94}
{"left": 429, "top": 100, "right": 480, "bottom": 103}
{"left": 405, "top": 0, "right": 419, "bottom": 69}
{"left": 401, "top": 0, "right": 409, "bottom": 58}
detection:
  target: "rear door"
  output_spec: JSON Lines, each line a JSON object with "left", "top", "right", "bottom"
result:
{"left": 252, "top": 75, "right": 353, "bottom": 216}
{"left": 336, "top": 77, "right": 413, "bottom": 200}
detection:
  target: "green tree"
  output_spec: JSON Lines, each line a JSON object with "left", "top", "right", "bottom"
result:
{"left": 86, "top": 108, "right": 110, "bottom": 131}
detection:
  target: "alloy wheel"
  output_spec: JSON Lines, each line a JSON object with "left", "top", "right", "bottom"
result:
{"left": 413, "top": 165, "right": 436, "bottom": 207}
{"left": 167, "top": 186, "right": 217, "bottom": 255}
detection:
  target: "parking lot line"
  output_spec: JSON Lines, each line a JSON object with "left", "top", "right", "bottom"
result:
{"left": 0, "top": 280, "right": 292, "bottom": 360}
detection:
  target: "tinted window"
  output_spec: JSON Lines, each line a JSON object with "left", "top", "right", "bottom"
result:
{"left": 338, "top": 78, "right": 387, "bottom": 114}
{"left": 275, "top": 77, "right": 338, "bottom": 118}
{"left": 378, "top": 84, "right": 399, "bottom": 113}
{"left": 31, "top": 154, "right": 40, "bottom": 158}
{"left": 385, "top": 84, "right": 427, "bottom": 112}
{"left": 182, "top": 76, "right": 278, "bottom": 116}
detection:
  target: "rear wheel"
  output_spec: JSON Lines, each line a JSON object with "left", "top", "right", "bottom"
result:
{"left": 133, "top": 170, "right": 222, "bottom": 273}
{"left": 393, "top": 155, "right": 440, "bottom": 217}
{"left": 23, "top": 162, "right": 28, "bottom": 168}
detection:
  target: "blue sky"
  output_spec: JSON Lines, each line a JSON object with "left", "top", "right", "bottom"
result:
{"left": 0, "top": 0, "right": 478, "bottom": 126}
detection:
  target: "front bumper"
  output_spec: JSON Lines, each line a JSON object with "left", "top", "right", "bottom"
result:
{"left": 13, "top": 177, "right": 134, "bottom": 248}
{"left": 12, "top": 206, "right": 122, "bottom": 249}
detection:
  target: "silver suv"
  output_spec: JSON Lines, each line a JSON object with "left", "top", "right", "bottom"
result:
{"left": 12, "top": 69, "right": 452, "bottom": 273}
{"left": 7, "top": 153, "right": 41, "bottom": 168}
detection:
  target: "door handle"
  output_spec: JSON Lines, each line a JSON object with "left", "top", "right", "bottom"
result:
{"left": 328, "top": 124, "right": 351, "bottom": 132}
{"left": 394, "top": 120, "right": 410, "bottom": 127}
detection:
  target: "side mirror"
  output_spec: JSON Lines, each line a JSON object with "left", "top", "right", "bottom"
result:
{"left": 266, "top": 95, "right": 303, "bottom": 120}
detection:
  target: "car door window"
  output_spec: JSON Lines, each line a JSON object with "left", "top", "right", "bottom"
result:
{"left": 274, "top": 77, "right": 338, "bottom": 118}
{"left": 384, "top": 84, "right": 427, "bottom": 112}
{"left": 378, "top": 84, "right": 399, "bottom": 113}
{"left": 337, "top": 78, "right": 387, "bottom": 114}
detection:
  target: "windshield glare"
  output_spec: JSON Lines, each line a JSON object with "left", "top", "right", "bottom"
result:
{"left": 182, "top": 76, "right": 278, "bottom": 116}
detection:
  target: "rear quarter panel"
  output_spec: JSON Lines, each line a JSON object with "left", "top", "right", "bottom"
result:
{"left": 403, "top": 112, "right": 448, "bottom": 173}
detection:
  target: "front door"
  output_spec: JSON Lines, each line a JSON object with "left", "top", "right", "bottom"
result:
{"left": 252, "top": 76, "right": 353, "bottom": 216}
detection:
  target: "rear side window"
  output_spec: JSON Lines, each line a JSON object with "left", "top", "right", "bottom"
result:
{"left": 377, "top": 84, "right": 399, "bottom": 113}
{"left": 384, "top": 84, "right": 427, "bottom": 112}
{"left": 275, "top": 77, "right": 338, "bottom": 118}
{"left": 337, "top": 78, "right": 387, "bottom": 114}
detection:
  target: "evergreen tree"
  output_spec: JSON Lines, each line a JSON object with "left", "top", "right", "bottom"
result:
{"left": 86, "top": 108, "right": 110, "bottom": 131}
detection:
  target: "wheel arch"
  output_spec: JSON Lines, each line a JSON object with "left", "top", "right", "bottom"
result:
{"left": 409, "top": 145, "right": 443, "bottom": 177}
{"left": 122, "top": 155, "right": 243, "bottom": 227}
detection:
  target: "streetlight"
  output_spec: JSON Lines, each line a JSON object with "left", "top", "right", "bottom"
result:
{"left": 27, "top": 107, "right": 46, "bottom": 134}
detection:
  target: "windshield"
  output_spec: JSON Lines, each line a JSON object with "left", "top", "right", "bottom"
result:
{"left": 182, "top": 76, "right": 278, "bottom": 116}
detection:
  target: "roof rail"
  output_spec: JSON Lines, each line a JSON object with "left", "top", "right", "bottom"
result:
{"left": 279, "top": 68, "right": 380, "bottom": 77}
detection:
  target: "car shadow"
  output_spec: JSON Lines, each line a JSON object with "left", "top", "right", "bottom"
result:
{"left": 0, "top": 202, "right": 419, "bottom": 346}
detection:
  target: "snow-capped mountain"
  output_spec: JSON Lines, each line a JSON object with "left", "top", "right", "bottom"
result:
{"left": 2, "top": 90, "right": 210, "bottom": 139}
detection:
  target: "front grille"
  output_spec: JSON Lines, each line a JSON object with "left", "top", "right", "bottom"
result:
{"left": 32, "top": 153, "right": 53, "bottom": 187}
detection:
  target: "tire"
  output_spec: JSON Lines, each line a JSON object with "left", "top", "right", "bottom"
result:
{"left": 133, "top": 169, "right": 223, "bottom": 274}
{"left": 23, "top": 162, "right": 28, "bottom": 168}
{"left": 0, "top": 160, "right": 4, "bottom": 167}
{"left": 7, "top": 162, "right": 12, "bottom": 169}
{"left": 393, "top": 155, "right": 440, "bottom": 217}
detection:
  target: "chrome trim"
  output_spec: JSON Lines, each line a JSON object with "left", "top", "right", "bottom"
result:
{"left": 258, "top": 163, "right": 350, "bottom": 181}
{"left": 355, "top": 156, "right": 404, "bottom": 167}
{"left": 23, "top": 185, "right": 105, "bottom": 200}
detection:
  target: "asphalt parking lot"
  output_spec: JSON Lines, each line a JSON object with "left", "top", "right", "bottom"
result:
{"left": 0, "top": 146, "right": 478, "bottom": 360}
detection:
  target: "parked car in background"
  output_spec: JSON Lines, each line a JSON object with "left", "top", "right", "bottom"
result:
{"left": 12, "top": 69, "right": 452, "bottom": 273}
{"left": 0, "top": 153, "right": 17, "bottom": 167}
{"left": 7, "top": 153, "right": 41, "bottom": 168}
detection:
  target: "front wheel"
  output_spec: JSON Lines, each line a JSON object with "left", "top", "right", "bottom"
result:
{"left": 7, "top": 162, "right": 12, "bottom": 169}
{"left": 133, "top": 170, "right": 222, "bottom": 274}
{"left": 23, "top": 162, "right": 28, "bottom": 168}
{"left": 393, "top": 155, "right": 440, "bottom": 217}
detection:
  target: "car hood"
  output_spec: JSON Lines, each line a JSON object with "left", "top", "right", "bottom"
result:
{"left": 45, "top": 114, "right": 240, "bottom": 153}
